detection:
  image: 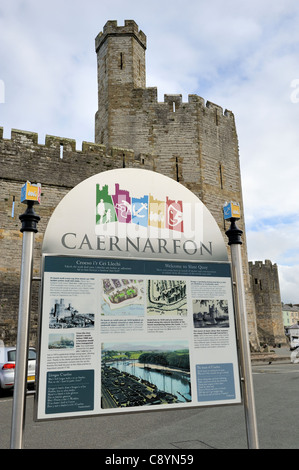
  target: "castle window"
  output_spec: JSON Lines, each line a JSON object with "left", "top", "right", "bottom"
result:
{"left": 219, "top": 163, "right": 223, "bottom": 189}
{"left": 60, "top": 143, "right": 64, "bottom": 159}
{"left": 173, "top": 102, "right": 176, "bottom": 112}
{"left": 175, "top": 157, "right": 179, "bottom": 182}
{"left": 11, "top": 195, "right": 15, "bottom": 218}
{"left": 120, "top": 52, "right": 123, "bottom": 70}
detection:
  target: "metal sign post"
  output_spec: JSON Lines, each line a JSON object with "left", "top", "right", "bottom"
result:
{"left": 10, "top": 183, "right": 40, "bottom": 449}
{"left": 224, "top": 203, "right": 259, "bottom": 449}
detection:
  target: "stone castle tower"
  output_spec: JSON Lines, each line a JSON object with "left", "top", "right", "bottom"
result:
{"left": 249, "top": 260, "right": 285, "bottom": 345}
{"left": 94, "top": 20, "right": 259, "bottom": 348}
{"left": 0, "top": 20, "right": 262, "bottom": 349}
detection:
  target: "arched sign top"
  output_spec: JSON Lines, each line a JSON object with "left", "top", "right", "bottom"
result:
{"left": 42, "top": 168, "right": 228, "bottom": 262}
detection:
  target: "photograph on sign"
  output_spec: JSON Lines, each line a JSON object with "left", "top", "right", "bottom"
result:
{"left": 35, "top": 169, "right": 241, "bottom": 420}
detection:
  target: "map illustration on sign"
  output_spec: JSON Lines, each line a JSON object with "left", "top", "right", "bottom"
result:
{"left": 101, "top": 278, "right": 145, "bottom": 316}
{"left": 147, "top": 280, "right": 187, "bottom": 316}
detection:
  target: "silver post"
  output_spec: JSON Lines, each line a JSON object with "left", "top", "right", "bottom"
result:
{"left": 10, "top": 231, "right": 34, "bottom": 448}
{"left": 225, "top": 217, "right": 259, "bottom": 449}
{"left": 10, "top": 200, "right": 40, "bottom": 449}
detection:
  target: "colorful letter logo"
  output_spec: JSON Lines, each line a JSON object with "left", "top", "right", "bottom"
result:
{"left": 96, "top": 183, "right": 184, "bottom": 233}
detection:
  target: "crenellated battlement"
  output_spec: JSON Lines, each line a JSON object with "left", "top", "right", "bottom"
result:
{"left": 249, "top": 260, "right": 278, "bottom": 270}
{"left": 95, "top": 20, "right": 147, "bottom": 53}
{"left": 124, "top": 89, "right": 234, "bottom": 119}
{"left": 1, "top": 127, "right": 152, "bottom": 156}
{"left": 0, "top": 127, "right": 157, "bottom": 190}
{"left": 10, "top": 128, "right": 39, "bottom": 145}
{"left": 161, "top": 94, "right": 234, "bottom": 119}
{"left": 1, "top": 127, "right": 105, "bottom": 153}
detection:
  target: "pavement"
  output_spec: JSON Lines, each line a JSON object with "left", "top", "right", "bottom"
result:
{"left": 1, "top": 346, "right": 298, "bottom": 450}
{"left": 251, "top": 345, "right": 291, "bottom": 364}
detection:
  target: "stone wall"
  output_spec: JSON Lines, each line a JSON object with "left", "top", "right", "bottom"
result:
{"left": 0, "top": 128, "right": 155, "bottom": 345}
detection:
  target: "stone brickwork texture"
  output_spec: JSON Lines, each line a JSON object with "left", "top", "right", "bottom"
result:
{"left": 1, "top": 19, "right": 282, "bottom": 349}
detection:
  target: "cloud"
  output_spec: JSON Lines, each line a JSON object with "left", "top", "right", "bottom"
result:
{"left": 246, "top": 216, "right": 299, "bottom": 303}
{"left": 278, "top": 265, "right": 299, "bottom": 304}
{"left": 247, "top": 218, "right": 299, "bottom": 265}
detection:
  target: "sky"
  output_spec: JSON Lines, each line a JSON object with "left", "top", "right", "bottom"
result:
{"left": 1, "top": 0, "right": 299, "bottom": 303}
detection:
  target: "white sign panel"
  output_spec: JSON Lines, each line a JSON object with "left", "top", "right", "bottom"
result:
{"left": 36, "top": 169, "right": 241, "bottom": 420}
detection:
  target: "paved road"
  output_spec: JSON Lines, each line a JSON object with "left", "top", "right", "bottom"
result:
{"left": 1, "top": 359, "right": 298, "bottom": 449}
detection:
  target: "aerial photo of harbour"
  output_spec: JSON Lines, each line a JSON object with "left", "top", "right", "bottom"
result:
{"left": 101, "top": 341, "right": 191, "bottom": 409}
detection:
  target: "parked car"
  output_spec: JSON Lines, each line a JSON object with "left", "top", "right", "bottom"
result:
{"left": 0, "top": 344, "right": 36, "bottom": 394}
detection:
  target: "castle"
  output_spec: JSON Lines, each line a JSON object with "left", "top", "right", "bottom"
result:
{"left": 0, "top": 20, "right": 284, "bottom": 348}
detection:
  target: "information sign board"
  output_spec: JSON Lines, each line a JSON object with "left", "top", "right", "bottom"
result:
{"left": 36, "top": 169, "right": 241, "bottom": 420}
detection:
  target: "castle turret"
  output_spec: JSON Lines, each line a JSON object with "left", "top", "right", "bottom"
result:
{"left": 249, "top": 260, "right": 286, "bottom": 345}
{"left": 95, "top": 20, "right": 147, "bottom": 147}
